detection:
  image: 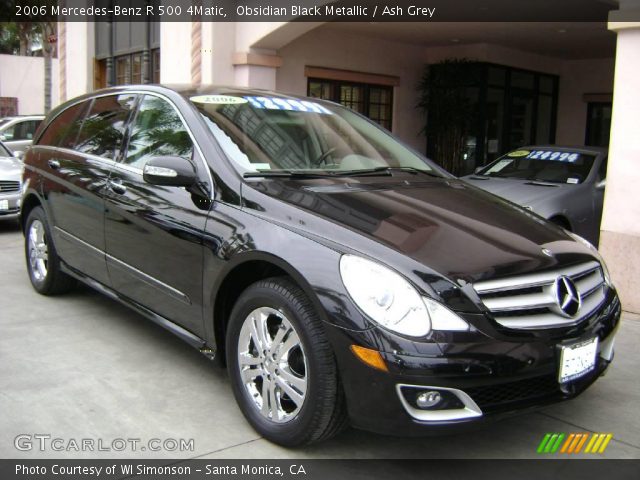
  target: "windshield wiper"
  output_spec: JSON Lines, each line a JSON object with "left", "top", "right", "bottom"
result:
{"left": 243, "top": 170, "right": 338, "bottom": 178}
{"left": 337, "top": 166, "right": 440, "bottom": 177}
{"left": 243, "top": 167, "right": 441, "bottom": 179}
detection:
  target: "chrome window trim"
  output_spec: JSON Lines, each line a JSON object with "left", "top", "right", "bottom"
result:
{"left": 396, "top": 384, "right": 482, "bottom": 422}
{"left": 35, "top": 89, "right": 214, "bottom": 200}
{"left": 41, "top": 146, "right": 118, "bottom": 168}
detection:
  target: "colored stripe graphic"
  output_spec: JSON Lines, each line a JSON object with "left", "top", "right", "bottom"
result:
{"left": 560, "top": 433, "right": 575, "bottom": 453}
{"left": 550, "top": 433, "right": 565, "bottom": 453}
{"left": 537, "top": 433, "right": 565, "bottom": 453}
{"left": 538, "top": 433, "right": 614, "bottom": 454}
{"left": 574, "top": 433, "right": 589, "bottom": 453}
{"left": 568, "top": 433, "right": 582, "bottom": 453}
{"left": 537, "top": 433, "right": 552, "bottom": 453}
{"left": 585, "top": 433, "right": 614, "bottom": 454}
{"left": 598, "top": 434, "right": 613, "bottom": 453}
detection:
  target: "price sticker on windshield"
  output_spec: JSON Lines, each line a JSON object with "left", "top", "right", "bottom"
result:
{"left": 244, "top": 96, "right": 333, "bottom": 114}
{"left": 507, "top": 150, "right": 530, "bottom": 157}
{"left": 527, "top": 150, "right": 580, "bottom": 163}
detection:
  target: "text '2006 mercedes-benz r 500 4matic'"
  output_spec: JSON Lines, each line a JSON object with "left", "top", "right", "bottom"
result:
{"left": 22, "top": 86, "right": 620, "bottom": 446}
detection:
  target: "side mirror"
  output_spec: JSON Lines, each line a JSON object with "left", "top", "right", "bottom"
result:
{"left": 14, "top": 150, "right": 24, "bottom": 160}
{"left": 595, "top": 179, "right": 606, "bottom": 190}
{"left": 143, "top": 156, "right": 197, "bottom": 187}
{"left": 474, "top": 166, "right": 483, "bottom": 174}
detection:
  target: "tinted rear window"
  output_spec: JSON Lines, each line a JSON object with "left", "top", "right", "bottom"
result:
{"left": 38, "top": 101, "right": 91, "bottom": 148}
{"left": 74, "top": 94, "right": 137, "bottom": 160}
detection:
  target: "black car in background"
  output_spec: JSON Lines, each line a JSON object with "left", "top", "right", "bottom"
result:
{"left": 21, "top": 86, "right": 620, "bottom": 446}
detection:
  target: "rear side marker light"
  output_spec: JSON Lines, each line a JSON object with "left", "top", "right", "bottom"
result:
{"left": 350, "top": 345, "right": 388, "bottom": 372}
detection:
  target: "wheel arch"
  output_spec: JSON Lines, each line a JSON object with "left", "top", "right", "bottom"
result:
{"left": 20, "top": 190, "right": 45, "bottom": 233}
{"left": 211, "top": 252, "right": 328, "bottom": 364}
{"left": 548, "top": 214, "right": 572, "bottom": 231}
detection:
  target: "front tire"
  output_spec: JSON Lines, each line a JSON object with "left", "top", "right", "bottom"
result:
{"left": 226, "top": 277, "right": 347, "bottom": 446}
{"left": 24, "top": 206, "right": 75, "bottom": 295}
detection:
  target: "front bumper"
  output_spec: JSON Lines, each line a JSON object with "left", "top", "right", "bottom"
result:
{"left": 325, "top": 290, "right": 621, "bottom": 436}
{"left": 0, "top": 190, "right": 21, "bottom": 220}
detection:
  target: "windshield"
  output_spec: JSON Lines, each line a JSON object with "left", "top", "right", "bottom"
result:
{"left": 191, "top": 94, "right": 442, "bottom": 177}
{"left": 477, "top": 149, "right": 596, "bottom": 184}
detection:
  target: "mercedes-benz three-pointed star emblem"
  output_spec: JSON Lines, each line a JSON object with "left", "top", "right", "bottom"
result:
{"left": 553, "top": 276, "right": 581, "bottom": 317}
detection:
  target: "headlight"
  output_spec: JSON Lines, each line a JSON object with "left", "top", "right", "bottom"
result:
{"left": 423, "top": 296, "right": 470, "bottom": 332}
{"left": 339, "top": 255, "right": 431, "bottom": 337}
{"left": 566, "top": 231, "right": 613, "bottom": 287}
{"left": 339, "top": 255, "right": 471, "bottom": 336}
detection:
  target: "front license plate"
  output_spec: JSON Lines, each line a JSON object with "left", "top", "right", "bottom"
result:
{"left": 0, "top": 199, "right": 8, "bottom": 211}
{"left": 558, "top": 337, "right": 598, "bottom": 383}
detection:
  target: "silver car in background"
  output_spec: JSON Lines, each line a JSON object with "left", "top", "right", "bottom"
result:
{"left": 463, "top": 146, "right": 607, "bottom": 245}
{"left": 0, "top": 115, "right": 44, "bottom": 157}
{"left": 0, "top": 140, "right": 23, "bottom": 222}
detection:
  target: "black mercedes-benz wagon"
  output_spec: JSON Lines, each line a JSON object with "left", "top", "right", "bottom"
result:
{"left": 21, "top": 86, "right": 620, "bottom": 446}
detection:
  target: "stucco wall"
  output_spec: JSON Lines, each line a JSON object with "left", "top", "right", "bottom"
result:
{"left": 0, "top": 54, "right": 59, "bottom": 115}
{"left": 64, "top": 22, "right": 94, "bottom": 102}
{"left": 555, "top": 58, "right": 615, "bottom": 146}
{"left": 276, "top": 29, "right": 428, "bottom": 152}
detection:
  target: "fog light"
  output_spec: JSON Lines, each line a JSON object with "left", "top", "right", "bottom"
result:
{"left": 416, "top": 391, "right": 442, "bottom": 408}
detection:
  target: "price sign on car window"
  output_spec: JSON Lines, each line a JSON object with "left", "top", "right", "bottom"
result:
{"left": 244, "top": 96, "right": 333, "bottom": 114}
{"left": 525, "top": 150, "right": 581, "bottom": 163}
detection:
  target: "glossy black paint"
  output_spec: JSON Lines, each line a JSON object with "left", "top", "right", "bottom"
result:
{"left": 22, "top": 85, "right": 620, "bottom": 435}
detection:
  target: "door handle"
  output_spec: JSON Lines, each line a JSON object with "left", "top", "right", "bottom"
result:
{"left": 48, "top": 159, "right": 60, "bottom": 170}
{"left": 108, "top": 178, "right": 127, "bottom": 195}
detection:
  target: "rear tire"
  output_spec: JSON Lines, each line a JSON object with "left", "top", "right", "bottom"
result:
{"left": 226, "top": 277, "right": 348, "bottom": 446}
{"left": 24, "top": 206, "right": 75, "bottom": 295}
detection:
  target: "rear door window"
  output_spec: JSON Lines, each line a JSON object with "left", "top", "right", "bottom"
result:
{"left": 38, "top": 101, "right": 91, "bottom": 148}
{"left": 0, "top": 123, "right": 16, "bottom": 141}
{"left": 24, "top": 120, "right": 41, "bottom": 139}
{"left": 74, "top": 94, "right": 138, "bottom": 160}
{"left": 14, "top": 121, "right": 33, "bottom": 140}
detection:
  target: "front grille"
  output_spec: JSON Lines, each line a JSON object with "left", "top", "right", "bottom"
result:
{"left": 473, "top": 261, "right": 606, "bottom": 329}
{"left": 465, "top": 375, "right": 559, "bottom": 411}
{"left": 0, "top": 181, "right": 20, "bottom": 193}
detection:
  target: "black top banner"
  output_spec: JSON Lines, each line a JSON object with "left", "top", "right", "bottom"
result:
{"left": 0, "top": 0, "right": 635, "bottom": 23}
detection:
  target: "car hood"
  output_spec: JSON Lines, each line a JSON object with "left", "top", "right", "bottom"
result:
{"left": 0, "top": 156, "right": 22, "bottom": 181}
{"left": 246, "top": 175, "right": 593, "bottom": 285}
{"left": 461, "top": 175, "right": 572, "bottom": 206}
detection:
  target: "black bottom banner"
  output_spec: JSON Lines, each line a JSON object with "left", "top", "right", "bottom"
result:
{"left": 2, "top": 459, "right": 640, "bottom": 480}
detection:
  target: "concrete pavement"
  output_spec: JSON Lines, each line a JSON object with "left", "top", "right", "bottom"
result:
{"left": 1, "top": 220, "right": 639, "bottom": 459}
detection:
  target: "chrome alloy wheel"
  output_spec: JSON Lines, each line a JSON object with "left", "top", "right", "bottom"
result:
{"left": 237, "top": 307, "right": 308, "bottom": 423}
{"left": 28, "top": 219, "right": 48, "bottom": 282}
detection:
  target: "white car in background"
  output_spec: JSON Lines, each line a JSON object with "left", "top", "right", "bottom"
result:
{"left": 0, "top": 115, "right": 44, "bottom": 156}
{"left": 0, "top": 140, "right": 23, "bottom": 222}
